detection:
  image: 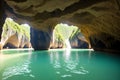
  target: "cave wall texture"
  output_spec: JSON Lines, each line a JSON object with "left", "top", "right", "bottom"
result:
{"left": 0, "top": 0, "right": 120, "bottom": 53}
{"left": 0, "top": 0, "right": 6, "bottom": 40}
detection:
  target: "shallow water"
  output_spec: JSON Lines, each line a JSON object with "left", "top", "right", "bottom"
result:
{"left": 0, "top": 49, "right": 120, "bottom": 80}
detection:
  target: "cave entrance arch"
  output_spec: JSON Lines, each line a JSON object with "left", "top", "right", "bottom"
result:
{"left": 0, "top": 17, "right": 31, "bottom": 49}
{"left": 50, "top": 23, "right": 89, "bottom": 49}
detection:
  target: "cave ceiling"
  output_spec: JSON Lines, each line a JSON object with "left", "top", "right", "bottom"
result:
{"left": 4, "top": 0, "right": 120, "bottom": 40}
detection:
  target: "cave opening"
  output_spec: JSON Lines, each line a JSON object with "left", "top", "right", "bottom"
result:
{"left": 50, "top": 23, "right": 89, "bottom": 49}
{"left": 0, "top": 17, "right": 31, "bottom": 49}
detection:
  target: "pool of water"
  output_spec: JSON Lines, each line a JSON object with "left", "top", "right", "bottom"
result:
{"left": 0, "top": 49, "right": 120, "bottom": 80}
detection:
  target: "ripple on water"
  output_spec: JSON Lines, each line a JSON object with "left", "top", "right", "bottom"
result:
{"left": 2, "top": 60, "right": 31, "bottom": 80}
{"left": 61, "top": 74, "right": 72, "bottom": 78}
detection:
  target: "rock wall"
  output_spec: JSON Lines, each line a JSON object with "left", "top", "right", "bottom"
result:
{"left": 70, "top": 33, "right": 89, "bottom": 48}
{"left": 1, "top": 0, "right": 120, "bottom": 53}
{"left": 89, "top": 33, "right": 120, "bottom": 53}
{"left": 30, "top": 27, "right": 52, "bottom": 50}
{"left": 3, "top": 34, "right": 21, "bottom": 48}
{"left": 0, "top": 0, "right": 6, "bottom": 40}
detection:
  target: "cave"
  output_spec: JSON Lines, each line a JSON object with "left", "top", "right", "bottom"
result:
{"left": 0, "top": 0, "right": 120, "bottom": 80}
{"left": 1, "top": 0, "right": 120, "bottom": 53}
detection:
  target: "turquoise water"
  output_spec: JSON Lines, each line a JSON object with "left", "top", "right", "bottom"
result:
{"left": 0, "top": 49, "right": 120, "bottom": 80}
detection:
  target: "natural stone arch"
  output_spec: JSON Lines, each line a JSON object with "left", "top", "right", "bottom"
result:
{"left": 0, "top": 18, "right": 31, "bottom": 49}
{"left": 49, "top": 23, "right": 90, "bottom": 49}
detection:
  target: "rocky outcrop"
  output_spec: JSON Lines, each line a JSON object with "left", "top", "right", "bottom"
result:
{"left": 0, "top": 0, "right": 120, "bottom": 53}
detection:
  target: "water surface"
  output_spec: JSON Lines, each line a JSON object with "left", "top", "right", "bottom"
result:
{"left": 0, "top": 49, "right": 120, "bottom": 80}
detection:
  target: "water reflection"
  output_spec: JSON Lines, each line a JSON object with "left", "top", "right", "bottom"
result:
{"left": 0, "top": 49, "right": 119, "bottom": 80}
{"left": 0, "top": 49, "right": 33, "bottom": 80}
{"left": 63, "top": 49, "right": 71, "bottom": 61}
{"left": 3, "top": 60, "right": 31, "bottom": 80}
{"left": 49, "top": 49, "right": 90, "bottom": 78}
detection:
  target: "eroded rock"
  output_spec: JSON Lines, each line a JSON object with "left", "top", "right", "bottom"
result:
{"left": 30, "top": 27, "right": 52, "bottom": 50}
{"left": 0, "top": 0, "right": 120, "bottom": 53}
{"left": 0, "top": 18, "right": 31, "bottom": 49}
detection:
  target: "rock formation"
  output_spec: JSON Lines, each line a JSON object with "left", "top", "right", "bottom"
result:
{"left": 0, "top": 0, "right": 120, "bottom": 53}
{"left": 0, "top": 18, "right": 31, "bottom": 49}
{"left": 70, "top": 32, "right": 89, "bottom": 49}
{"left": 0, "top": 0, "right": 6, "bottom": 40}
{"left": 50, "top": 23, "right": 89, "bottom": 49}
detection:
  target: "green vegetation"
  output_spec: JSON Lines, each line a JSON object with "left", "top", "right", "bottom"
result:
{"left": 54, "top": 23, "right": 80, "bottom": 45}
{"left": 2, "top": 18, "right": 30, "bottom": 40}
{"left": 20, "top": 24, "right": 30, "bottom": 40}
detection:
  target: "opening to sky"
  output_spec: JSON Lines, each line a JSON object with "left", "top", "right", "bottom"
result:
{"left": 50, "top": 23, "right": 88, "bottom": 49}
{"left": 0, "top": 17, "right": 31, "bottom": 49}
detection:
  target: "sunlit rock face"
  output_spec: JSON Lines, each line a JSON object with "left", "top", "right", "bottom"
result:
{"left": 3, "top": 34, "right": 21, "bottom": 49}
{"left": 3, "top": 34, "right": 31, "bottom": 49}
{"left": 2, "top": 0, "right": 120, "bottom": 52}
{"left": 1, "top": 29, "right": 31, "bottom": 49}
